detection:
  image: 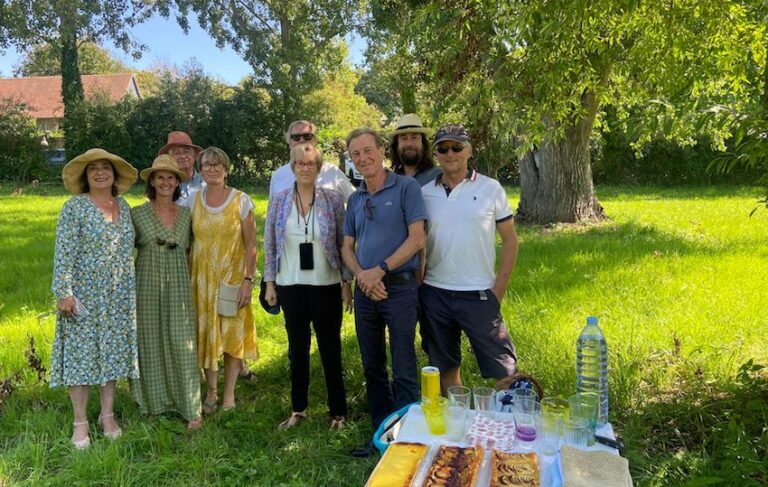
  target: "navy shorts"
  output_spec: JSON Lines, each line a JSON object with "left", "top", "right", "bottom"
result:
{"left": 419, "top": 283, "right": 517, "bottom": 379}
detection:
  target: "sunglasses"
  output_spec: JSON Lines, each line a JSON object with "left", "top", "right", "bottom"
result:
{"left": 364, "top": 198, "right": 375, "bottom": 220}
{"left": 290, "top": 133, "right": 315, "bottom": 142}
{"left": 156, "top": 238, "right": 179, "bottom": 250}
{"left": 436, "top": 144, "right": 466, "bottom": 154}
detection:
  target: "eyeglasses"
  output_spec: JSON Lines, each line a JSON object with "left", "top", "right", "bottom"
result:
{"left": 294, "top": 161, "right": 316, "bottom": 170}
{"left": 364, "top": 198, "right": 375, "bottom": 220}
{"left": 169, "top": 147, "right": 194, "bottom": 156}
{"left": 156, "top": 238, "right": 179, "bottom": 250}
{"left": 290, "top": 133, "right": 315, "bottom": 142}
{"left": 435, "top": 144, "right": 466, "bottom": 154}
{"left": 202, "top": 162, "right": 225, "bottom": 171}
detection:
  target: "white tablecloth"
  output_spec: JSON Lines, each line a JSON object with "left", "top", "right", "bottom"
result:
{"left": 390, "top": 404, "right": 619, "bottom": 487}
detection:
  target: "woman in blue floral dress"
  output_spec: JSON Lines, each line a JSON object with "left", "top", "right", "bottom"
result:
{"left": 51, "top": 148, "right": 139, "bottom": 449}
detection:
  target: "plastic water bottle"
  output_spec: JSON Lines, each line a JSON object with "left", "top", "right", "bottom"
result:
{"left": 576, "top": 316, "right": 609, "bottom": 424}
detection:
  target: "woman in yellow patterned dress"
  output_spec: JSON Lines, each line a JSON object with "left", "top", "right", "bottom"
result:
{"left": 189, "top": 147, "right": 259, "bottom": 412}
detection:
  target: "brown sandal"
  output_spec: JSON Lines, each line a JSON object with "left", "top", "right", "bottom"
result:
{"left": 278, "top": 411, "right": 306, "bottom": 430}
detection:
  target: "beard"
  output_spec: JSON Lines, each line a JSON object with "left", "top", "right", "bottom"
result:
{"left": 399, "top": 147, "right": 422, "bottom": 166}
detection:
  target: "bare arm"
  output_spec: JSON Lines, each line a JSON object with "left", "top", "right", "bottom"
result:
{"left": 491, "top": 218, "right": 519, "bottom": 303}
{"left": 239, "top": 210, "right": 258, "bottom": 307}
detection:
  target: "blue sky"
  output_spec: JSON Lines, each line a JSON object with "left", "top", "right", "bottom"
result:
{"left": 0, "top": 13, "right": 364, "bottom": 85}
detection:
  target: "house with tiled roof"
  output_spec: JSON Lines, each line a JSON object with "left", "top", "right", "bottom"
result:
{"left": 0, "top": 73, "right": 141, "bottom": 135}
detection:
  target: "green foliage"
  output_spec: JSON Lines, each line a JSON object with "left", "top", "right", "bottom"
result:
{"left": 0, "top": 99, "right": 48, "bottom": 183}
{"left": 165, "top": 0, "right": 359, "bottom": 124}
{"left": 14, "top": 42, "right": 130, "bottom": 77}
{"left": 302, "top": 51, "right": 384, "bottom": 152}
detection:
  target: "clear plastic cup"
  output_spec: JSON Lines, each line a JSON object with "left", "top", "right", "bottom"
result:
{"left": 562, "top": 415, "right": 591, "bottom": 448}
{"left": 539, "top": 410, "right": 561, "bottom": 456}
{"left": 473, "top": 387, "right": 496, "bottom": 417}
{"left": 447, "top": 386, "right": 471, "bottom": 409}
{"left": 445, "top": 403, "right": 466, "bottom": 441}
{"left": 514, "top": 402, "right": 541, "bottom": 450}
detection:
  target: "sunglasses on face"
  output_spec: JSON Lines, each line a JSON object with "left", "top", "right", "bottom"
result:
{"left": 156, "top": 238, "right": 179, "bottom": 250}
{"left": 436, "top": 144, "right": 466, "bottom": 154}
{"left": 290, "top": 133, "right": 315, "bottom": 142}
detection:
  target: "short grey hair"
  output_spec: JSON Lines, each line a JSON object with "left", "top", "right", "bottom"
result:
{"left": 346, "top": 127, "right": 385, "bottom": 150}
{"left": 284, "top": 120, "right": 317, "bottom": 145}
{"left": 289, "top": 144, "right": 323, "bottom": 172}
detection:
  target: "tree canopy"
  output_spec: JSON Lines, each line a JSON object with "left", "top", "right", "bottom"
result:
{"left": 14, "top": 42, "right": 129, "bottom": 77}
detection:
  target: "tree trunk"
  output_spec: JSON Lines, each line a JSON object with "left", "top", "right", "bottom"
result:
{"left": 516, "top": 90, "right": 605, "bottom": 224}
{"left": 59, "top": 14, "right": 83, "bottom": 152}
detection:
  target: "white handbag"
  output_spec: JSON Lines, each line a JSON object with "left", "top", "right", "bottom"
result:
{"left": 217, "top": 282, "right": 241, "bottom": 317}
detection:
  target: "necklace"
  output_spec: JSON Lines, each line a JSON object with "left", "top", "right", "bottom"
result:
{"left": 294, "top": 183, "right": 315, "bottom": 242}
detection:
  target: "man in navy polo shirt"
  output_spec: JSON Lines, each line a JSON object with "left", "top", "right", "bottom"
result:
{"left": 341, "top": 128, "right": 426, "bottom": 457}
{"left": 420, "top": 124, "right": 519, "bottom": 395}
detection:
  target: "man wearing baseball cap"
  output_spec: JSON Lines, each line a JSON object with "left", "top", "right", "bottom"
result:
{"left": 158, "top": 131, "right": 203, "bottom": 206}
{"left": 420, "top": 124, "right": 519, "bottom": 394}
{"left": 390, "top": 113, "right": 442, "bottom": 186}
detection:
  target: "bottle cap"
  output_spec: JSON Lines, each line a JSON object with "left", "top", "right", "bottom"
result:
{"left": 586, "top": 316, "right": 598, "bottom": 325}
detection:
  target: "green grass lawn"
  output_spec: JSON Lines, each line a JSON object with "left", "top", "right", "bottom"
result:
{"left": 1, "top": 183, "right": 766, "bottom": 486}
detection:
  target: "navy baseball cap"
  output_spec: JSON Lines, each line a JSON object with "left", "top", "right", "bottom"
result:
{"left": 433, "top": 124, "right": 470, "bottom": 145}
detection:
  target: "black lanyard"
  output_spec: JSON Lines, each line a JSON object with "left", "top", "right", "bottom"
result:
{"left": 294, "top": 184, "right": 315, "bottom": 243}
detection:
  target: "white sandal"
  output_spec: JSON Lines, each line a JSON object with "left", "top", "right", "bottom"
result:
{"left": 71, "top": 421, "right": 90, "bottom": 450}
{"left": 98, "top": 413, "right": 122, "bottom": 440}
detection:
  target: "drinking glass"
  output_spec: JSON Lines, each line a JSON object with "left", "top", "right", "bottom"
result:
{"left": 511, "top": 388, "right": 538, "bottom": 415}
{"left": 568, "top": 393, "right": 598, "bottom": 446}
{"left": 447, "top": 386, "right": 471, "bottom": 409}
{"left": 445, "top": 403, "right": 467, "bottom": 441}
{"left": 422, "top": 396, "right": 448, "bottom": 435}
{"left": 514, "top": 402, "right": 540, "bottom": 450}
{"left": 562, "top": 416, "right": 590, "bottom": 448}
{"left": 539, "top": 410, "right": 561, "bottom": 456}
{"left": 473, "top": 387, "right": 496, "bottom": 417}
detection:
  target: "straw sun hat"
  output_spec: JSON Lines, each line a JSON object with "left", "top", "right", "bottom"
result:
{"left": 61, "top": 148, "right": 137, "bottom": 195}
{"left": 140, "top": 154, "right": 188, "bottom": 182}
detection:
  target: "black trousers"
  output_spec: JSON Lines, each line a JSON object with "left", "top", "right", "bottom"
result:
{"left": 277, "top": 283, "right": 347, "bottom": 417}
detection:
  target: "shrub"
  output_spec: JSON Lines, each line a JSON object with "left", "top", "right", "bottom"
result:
{"left": 0, "top": 99, "right": 48, "bottom": 183}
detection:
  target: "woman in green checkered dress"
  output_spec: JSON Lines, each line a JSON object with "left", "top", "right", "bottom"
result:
{"left": 130, "top": 155, "right": 202, "bottom": 430}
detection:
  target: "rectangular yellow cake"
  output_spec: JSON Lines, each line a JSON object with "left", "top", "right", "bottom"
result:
{"left": 366, "top": 442, "right": 429, "bottom": 487}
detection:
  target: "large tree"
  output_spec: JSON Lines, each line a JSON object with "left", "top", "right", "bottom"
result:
{"left": 0, "top": 1, "right": 152, "bottom": 143}
{"left": 162, "top": 0, "right": 360, "bottom": 126}
{"left": 366, "top": 0, "right": 764, "bottom": 223}
{"left": 14, "top": 42, "right": 129, "bottom": 77}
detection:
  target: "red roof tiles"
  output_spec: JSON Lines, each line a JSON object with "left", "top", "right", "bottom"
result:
{"left": 0, "top": 73, "right": 140, "bottom": 119}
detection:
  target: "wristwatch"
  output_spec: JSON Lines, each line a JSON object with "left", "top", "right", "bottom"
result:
{"left": 378, "top": 261, "right": 390, "bottom": 274}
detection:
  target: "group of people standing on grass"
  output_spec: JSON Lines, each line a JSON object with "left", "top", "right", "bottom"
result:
{"left": 50, "top": 114, "right": 520, "bottom": 457}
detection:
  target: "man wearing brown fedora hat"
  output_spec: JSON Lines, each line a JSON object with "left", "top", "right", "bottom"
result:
{"left": 390, "top": 113, "right": 442, "bottom": 187}
{"left": 158, "top": 131, "right": 203, "bottom": 206}
{"left": 269, "top": 120, "right": 355, "bottom": 201}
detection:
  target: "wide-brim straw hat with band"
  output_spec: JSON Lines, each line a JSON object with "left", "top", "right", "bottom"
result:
{"left": 62, "top": 148, "right": 137, "bottom": 195}
{"left": 390, "top": 113, "right": 434, "bottom": 137}
{"left": 140, "top": 154, "right": 188, "bottom": 182}
{"left": 158, "top": 131, "right": 203, "bottom": 155}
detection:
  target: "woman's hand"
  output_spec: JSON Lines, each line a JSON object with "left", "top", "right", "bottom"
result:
{"left": 56, "top": 296, "right": 76, "bottom": 317}
{"left": 238, "top": 280, "right": 253, "bottom": 308}
{"left": 265, "top": 281, "right": 278, "bottom": 306}
{"left": 341, "top": 281, "right": 353, "bottom": 312}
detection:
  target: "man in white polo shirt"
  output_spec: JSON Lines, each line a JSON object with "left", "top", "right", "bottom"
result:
{"left": 269, "top": 120, "right": 355, "bottom": 201}
{"left": 420, "top": 124, "right": 519, "bottom": 394}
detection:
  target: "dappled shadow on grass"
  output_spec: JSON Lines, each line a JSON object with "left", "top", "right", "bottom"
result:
{"left": 616, "top": 356, "right": 768, "bottom": 486}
